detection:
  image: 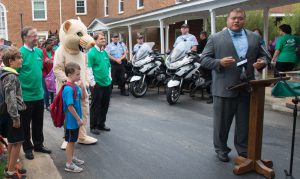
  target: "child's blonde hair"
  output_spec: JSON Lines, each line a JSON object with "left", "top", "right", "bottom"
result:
{"left": 1, "top": 47, "right": 22, "bottom": 67}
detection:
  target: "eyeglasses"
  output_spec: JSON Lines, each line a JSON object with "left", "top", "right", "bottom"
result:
{"left": 26, "top": 34, "right": 38, "bottom": 38}
{"left": 229, "top": 17, "right": 245, "bottom": 21}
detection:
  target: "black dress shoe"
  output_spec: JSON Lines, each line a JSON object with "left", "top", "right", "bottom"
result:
{"left": 120, "top": 91, "right": 129, "bottom": 96}
{"left": 90, "top": 129, "right": 100, "bottom": 135}
{"left": 239, "top": 153, "right": 248, "bottom": 158}
{"left": 34, "top": 147, "right": 52, "bottom": 154}
{"left": 98, "top": 126, "right": 111, "bottom": 131}
{"left": 217, "top": 153, "right": 229, "bottom": 162}
{"left": 206, "top": 98, "right": 213, "bottom": 104}
{"left": 25, "top": 152, "right": 34, "bottom": 160}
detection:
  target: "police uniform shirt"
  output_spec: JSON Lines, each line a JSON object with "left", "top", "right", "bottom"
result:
{"left": 173, "top": 33, "right": 198, "bottom": 48}
{"left": 133, "top": 43, "right": 143, "bottom": 54}
{"left": 105, "top": 42, "right": 127, "bottom": 58}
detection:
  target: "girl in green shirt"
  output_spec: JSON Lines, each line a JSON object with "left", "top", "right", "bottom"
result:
{"left": 272, "top": 24, "right": 299, "bottom": 77}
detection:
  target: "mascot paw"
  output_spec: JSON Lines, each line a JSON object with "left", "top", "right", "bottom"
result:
{"left": 78, "top": 135, "right": 98, "bottom": 145}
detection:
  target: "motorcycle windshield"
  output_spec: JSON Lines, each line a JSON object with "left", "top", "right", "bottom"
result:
{"left": 168, "top": 41, "right": 192, "bottom": 63}
{"left": 133, "top": 42, "right": 155, "bottom": 63}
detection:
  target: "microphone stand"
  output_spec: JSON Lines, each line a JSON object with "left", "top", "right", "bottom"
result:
{"left": 279, "top": 76, "right": 299, "bottom": 179}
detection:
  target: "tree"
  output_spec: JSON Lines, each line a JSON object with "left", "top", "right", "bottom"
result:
{"left": 281, "top": 3, "right": 300, "bottom": 35}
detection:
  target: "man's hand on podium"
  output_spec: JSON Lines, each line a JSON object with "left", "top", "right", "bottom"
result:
{"left": 253, "top": 58, "right": 266, "bottom": 70}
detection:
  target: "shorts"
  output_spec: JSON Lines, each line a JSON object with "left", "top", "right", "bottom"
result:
{"left": 65, "top": 128, "right": 79, "bottom": 142}
{"left": 0, "top": 114, "right": 24, "bottom": 144}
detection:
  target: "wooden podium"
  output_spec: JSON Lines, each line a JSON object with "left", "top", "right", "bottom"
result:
{"left": 232, "top": 77, "right": 289, "bottom": 179}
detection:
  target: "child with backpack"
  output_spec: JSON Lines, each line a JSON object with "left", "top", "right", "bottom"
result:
{"left": 62, "top": 62, "right": 85, "bottom": 173}
{"left": 0, "top": 47, "right": 27, "bottom": 179}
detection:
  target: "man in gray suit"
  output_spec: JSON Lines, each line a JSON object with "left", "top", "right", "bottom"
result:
{"left": 200, "top": 8, "right": 267, "bottom": 162}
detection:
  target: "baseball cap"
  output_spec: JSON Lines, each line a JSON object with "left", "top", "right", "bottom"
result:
{"left": 181, "top": 24, "right": 189, "bottom": 28}
{"left": 137, "top": 34, "right": 143, "bottom": 39}
{"left": 112, "top": 33, "right": 119, "bottom": 38}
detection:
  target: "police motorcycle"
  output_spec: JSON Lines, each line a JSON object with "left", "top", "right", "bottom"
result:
{"left": 129, "top": 42, "right": 167, "bottom": 97}
{"left": 165, "top": 41, "right": 209, "bottom": 104}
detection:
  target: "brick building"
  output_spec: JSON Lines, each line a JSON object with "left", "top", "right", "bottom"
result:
{"left": 0, "top": 0, "right": 97, "bottom": 46}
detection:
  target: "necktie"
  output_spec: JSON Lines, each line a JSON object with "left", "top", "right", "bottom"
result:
{"left": 232, "top": 32, "right": 242, "bottom": 37}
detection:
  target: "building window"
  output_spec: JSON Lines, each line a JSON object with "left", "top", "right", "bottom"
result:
{"left": 0, "top": 3, "right": 8, "bottom": 40}
{"left": 137, "top": 0, "right": 144, "bottom": 9}
{"left": 76, "top": 0, "right": 87, "bottom": 15}
{"left": 37, "top": 31, "right": 48, "bottom": 41}
{"left": 32, "top": 0, "right": 47, "bottom": 21}
{"left": 175, "top": 0, "right": 190, "bottom": 4}
{"left": 104, "top": 0, "right": 108, "bottom": 16}
{"left": 119, "top": 0, "right": 124, "bottom": 14}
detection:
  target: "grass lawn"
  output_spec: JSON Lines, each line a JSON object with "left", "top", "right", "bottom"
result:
{"left": 0, "top": 159, "right": 5, "bottom": 179}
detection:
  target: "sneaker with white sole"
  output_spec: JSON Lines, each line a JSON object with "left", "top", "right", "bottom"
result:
{"left": 61, "top": 141, "right": 67, "bottom": 150}
{"left": 72, "top": 157, "right": 84, "bottom": 165}
{"left": 64, "top": 162, "right": 83, "bottom": 173}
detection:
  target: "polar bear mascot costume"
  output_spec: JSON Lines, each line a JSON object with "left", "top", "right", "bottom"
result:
{"left": 53, "top": 19, "right": 97, "bottom": 148}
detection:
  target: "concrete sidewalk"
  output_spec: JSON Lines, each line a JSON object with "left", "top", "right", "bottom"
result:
{"left": 20, "top": 151, "right": 62, "bottom": 179}
{"left": 265, "top": 87, "right": 300, "bottom": 114}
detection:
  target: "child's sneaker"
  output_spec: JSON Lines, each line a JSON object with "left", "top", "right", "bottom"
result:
{"left": 4, "top": 171, "right": 19, "bottom": 179}
{"left": 64, "top": 162, "right": 83, "bottom": 173}
{"left": 72, "top": 157, "right": 84, "bottom": 165}
{"left": 5, "top": 167, "right": 27, "bottom": 174}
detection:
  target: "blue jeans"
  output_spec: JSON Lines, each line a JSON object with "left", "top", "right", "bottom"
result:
{"left": 42, "top": 77, "right": 54, "bottom": 108}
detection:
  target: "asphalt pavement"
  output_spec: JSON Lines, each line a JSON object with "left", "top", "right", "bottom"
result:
{"left": 39, "top": 89, "right": 300, "bottom": 179}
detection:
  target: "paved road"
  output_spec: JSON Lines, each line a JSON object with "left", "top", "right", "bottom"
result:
{"left": 43, "top": 89, "right": 300, "bottom": 179}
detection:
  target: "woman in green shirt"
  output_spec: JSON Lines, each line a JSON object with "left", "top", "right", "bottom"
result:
{"left": 272, "top": 24, "right": 299, "bottom": 77}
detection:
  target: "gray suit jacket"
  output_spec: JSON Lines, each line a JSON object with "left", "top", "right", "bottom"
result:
{"left": 200, "top": 29, "right": 267, "bottom": 98}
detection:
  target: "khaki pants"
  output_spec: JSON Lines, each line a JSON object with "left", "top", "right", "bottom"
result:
{"left": 78, "top": 95, "right": 89, "bottom": 140}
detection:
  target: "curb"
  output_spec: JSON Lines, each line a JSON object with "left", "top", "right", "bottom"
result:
{"left": 20, "top": 152, "right": 62, "bottom": 179}
{"left": 265, "top": 87, "right": 299, "bottom": 114}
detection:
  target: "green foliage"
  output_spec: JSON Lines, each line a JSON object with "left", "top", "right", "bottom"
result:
{"left": 281, "top": 4, "right": 300, "bottom": 34}
{"left": 0, "top": 160, "right": 5, "bottom": 179}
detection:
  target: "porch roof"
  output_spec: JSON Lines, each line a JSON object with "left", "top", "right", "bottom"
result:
{"left": 88, "top": 0, "right": 300, "bottom": 32}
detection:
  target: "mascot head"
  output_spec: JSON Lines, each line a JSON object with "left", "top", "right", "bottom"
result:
{"left": 59, "top": 18, "right": 95, "bottom": 54}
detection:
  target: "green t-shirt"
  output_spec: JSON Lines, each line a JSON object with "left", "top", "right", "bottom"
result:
{"left": 88, "top": 47, "right": 112, "bottom": 87}
{"left": 46, "top": 51, "right": 52, "bottom": 58}
{"left": 18, "top": 46, "right": 44, "bottom": 101}
{"left": 275, "top": 34, "right": 298, "bottom": 63}
{"left": 53, "top": 45, "right": 59, "bottom": 51}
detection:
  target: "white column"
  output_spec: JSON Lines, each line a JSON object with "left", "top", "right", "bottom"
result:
{"left": 59, "top": 0, "right": 62, "bottom": 25}
{"left": 119, "top": 33, "right": 122, "bottom": 42}
{"left": 165, "top": 25, "right": 169, "bottom": 52}
{"left": 185, "top": 20, "right": 188, "bottom": 24}
{"left": 210, "top": 9, "right": 216, "bottom": 34}
{"left": 107, "top": 30, "right": 111, "bottom": 44}
{"left": 128, "top": 25, "right": 133, "bottom": 61}
{"left": 263, "top": 7, "right": 270, "bottom": 79}
{"left": 263, "top": 8, "right": 269, "bottom": 47}
{"left": 203, "top": 18, "right": 208, "bottom": 32}
{"left": 159, "top": 19, "right": 165, "bottom": 54}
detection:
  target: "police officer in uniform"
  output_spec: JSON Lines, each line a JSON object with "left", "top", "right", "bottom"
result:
{"left": 133, "top": 34, "right": 144, "bottom": 55}
{"left": 173, "top": 24, "right": 198, "bottom": 51}
{"left": 106, "top": 33, "right": 129, "bottom": 96}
